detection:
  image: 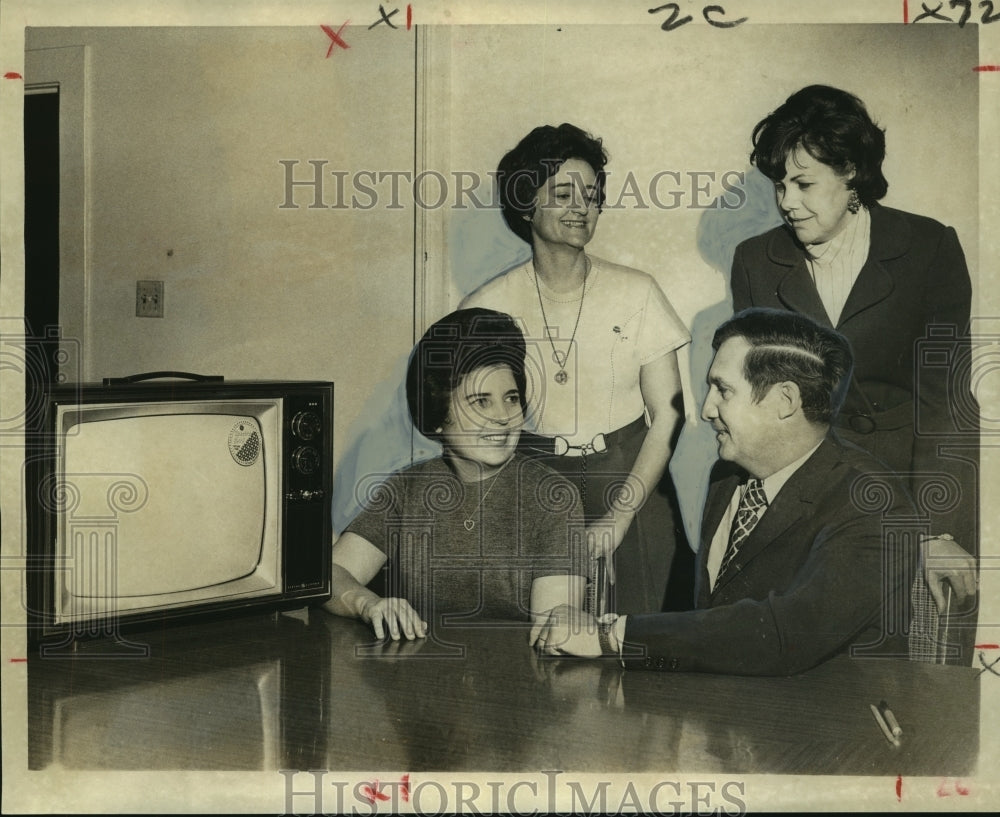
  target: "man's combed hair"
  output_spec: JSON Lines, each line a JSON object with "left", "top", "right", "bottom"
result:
{"left": 496, "top": 123, "right": 608, "bottom": 244}
{"left": 712, "top": 307, "right": 854, "bottom": 424}
{"left": 406, "top": 307, "right": 528, "bottom": 438}
{"left": 750, "top": 84, "right": 888, "bottom": 207}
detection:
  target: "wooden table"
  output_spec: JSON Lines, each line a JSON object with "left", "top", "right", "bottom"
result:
{"left": 28, "top": 608, "right": 980, "bottom": 775}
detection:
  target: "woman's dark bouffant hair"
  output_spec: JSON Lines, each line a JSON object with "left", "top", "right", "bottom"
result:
{"left": 406, "top": 308, "right": 528, "bottom": 438}
{"left": 750, "top": 85, "right": 889, "bottom": 206}
{"left": 496, "top": 123, "right": 608, "bottom": 244}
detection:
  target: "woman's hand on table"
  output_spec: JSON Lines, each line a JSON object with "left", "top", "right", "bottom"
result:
{"left": 533, "top": 604, "right": 602, "bottom": 657}
{"left": 529, "top": 574, "right": 587, "bottom": 647}
{"left": 360, "top": 596, "right": 428, "bottom": 641}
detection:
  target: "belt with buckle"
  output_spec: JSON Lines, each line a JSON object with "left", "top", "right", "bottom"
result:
{"left": 551, "top": 415, "right": 647, "bottom": 458}
{"left": 553, "top": 433, "right": 609, "bottom": 457}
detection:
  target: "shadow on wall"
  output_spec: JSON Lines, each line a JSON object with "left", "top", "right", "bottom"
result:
{"left": 330, "top": 205, "right": 529, "bottom": 534}
{"left": 331, "top": 355, "right": 437, "bottom": 533}
{"left": 669, "top": 168, "right": 783, "bottom": 550}
{"left": 450, "top": 204, "right": 533, "bottom": 300}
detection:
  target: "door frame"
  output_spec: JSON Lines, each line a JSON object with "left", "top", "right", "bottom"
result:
{"left": 25, "top": 45, "right": 88, "bottom": 382}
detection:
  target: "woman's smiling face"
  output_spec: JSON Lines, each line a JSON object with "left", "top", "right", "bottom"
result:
{"left": 528, "top": 158, "right": 600, "bottom": 250}
{"left": 774, "top": 144, "right": 856, "bottom": 246}
{"left": 440, "top": 363, "right": 523, "bottom": 480}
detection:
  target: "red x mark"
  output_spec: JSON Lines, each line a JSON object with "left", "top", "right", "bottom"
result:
{"left": 320, "top": 22, "right": 350, "bottom": 57}
{"left": 360, "top": 781, "right": 391, "bottom": 804}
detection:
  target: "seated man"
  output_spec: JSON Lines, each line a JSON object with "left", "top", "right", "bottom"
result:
{"left": 534, "top": 307, "right": 926, "bottom": 675}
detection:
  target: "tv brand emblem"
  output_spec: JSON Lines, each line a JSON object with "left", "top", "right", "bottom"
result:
{"left": 228, "top": 420, "right": 262, "bottom": 466}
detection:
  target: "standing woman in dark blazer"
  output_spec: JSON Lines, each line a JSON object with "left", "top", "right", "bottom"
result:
{"left": 731, "top": 85, "right": 978, "bottom": 630}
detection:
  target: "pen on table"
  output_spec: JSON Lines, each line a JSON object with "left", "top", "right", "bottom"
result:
{"left": 870, "top": 703, "right": 901, "bottom": 747}
{"left": 938, "top": 582, "right": 952, "bottom": 664}
{"left": 878, "top": 700, "right": 903, "bottom": 738}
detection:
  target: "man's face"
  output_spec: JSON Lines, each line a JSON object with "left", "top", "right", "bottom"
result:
{"left": 701, "top": 336, "right": 779, "bottom": 477}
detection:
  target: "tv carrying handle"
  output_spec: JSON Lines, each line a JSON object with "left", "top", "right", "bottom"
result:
{"left": 102, "top": 371, "right": 225, "bottom": 386}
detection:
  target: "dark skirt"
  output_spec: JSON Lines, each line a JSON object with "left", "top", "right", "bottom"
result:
{"left": 526, "top": 421, "right": 692, "bottom": 615}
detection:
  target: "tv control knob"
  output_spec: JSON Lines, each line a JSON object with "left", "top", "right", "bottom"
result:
{"left": 291, "top": 445, "right": 321, "bottom": 475}
{"left": 291, "top": 410, "right": 322, "bottom": 441}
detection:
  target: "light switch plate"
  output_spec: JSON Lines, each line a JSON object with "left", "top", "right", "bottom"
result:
{"left": 136, "top": 280, "right": 164, "bottom": 318}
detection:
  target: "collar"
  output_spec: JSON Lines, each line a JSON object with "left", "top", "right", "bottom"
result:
{"left": 805, "top": 205, "right": 870, "bottom": 264}
{"left": 766, "top": 204, "right": 912, "bottom": 268}
{"left": 756, "top": 440, "right": 824, "bottom": 505}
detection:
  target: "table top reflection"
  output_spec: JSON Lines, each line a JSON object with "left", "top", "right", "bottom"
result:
{"left": 28, "top": 607, "right": 980, "bottom": 775}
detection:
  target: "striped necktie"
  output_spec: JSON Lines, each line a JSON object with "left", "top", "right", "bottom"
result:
{"left": 718, "top": 478, "right": 768, "bottom": 580}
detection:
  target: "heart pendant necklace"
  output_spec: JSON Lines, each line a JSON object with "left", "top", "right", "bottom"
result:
{"left": 463, "top": 458, "right": 511, "bottom": 532}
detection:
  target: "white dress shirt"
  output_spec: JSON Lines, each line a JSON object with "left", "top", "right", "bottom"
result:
{"left": 806, "top": 206, "right": 871, "bottom": 327}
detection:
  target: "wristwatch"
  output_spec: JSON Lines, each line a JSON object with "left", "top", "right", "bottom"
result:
{"left": 597, "top": 613, "right": 619, "bottom": 657}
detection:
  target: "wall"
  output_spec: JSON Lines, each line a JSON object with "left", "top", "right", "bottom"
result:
{"left": 24, "top": 27, "right": 419, "bottom": 510}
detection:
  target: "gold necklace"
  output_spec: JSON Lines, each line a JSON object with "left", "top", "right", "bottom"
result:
{"left": 462, "top": 458, "right": 511, "bottom": 531}
{"left": 534, "top": 256, "right": 590, "bottom": 386}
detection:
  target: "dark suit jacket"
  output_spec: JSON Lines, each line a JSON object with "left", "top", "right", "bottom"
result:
{"left": 622, "top": 437, "right": 916, "bottom": 675}
{"left": 730, "top": 205, "right": 977, "bottom": 553}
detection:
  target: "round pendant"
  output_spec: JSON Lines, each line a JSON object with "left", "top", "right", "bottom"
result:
{"left": 554, "top": 369, "right": 569, "bottom": 385}
{"left": 552, "top": 350, "right": 567, "bottom": 367}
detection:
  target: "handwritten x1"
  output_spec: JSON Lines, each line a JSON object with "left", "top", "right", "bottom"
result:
{"left": 360, "top": 775, "right": 410, "bottom": 805}
{"left": 360, "top": 781, "right": 390, "bottom": 804}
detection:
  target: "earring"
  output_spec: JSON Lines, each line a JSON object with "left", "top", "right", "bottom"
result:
{"left": 847, "top": 190, "right": 861, "bottom": 215}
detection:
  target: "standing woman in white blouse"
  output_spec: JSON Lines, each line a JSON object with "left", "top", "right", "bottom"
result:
{"left": 730, "top": 85, "right": 979, "bottom": 653}
{"left": 460, "top": 123, "right": 690, "bottom": 615}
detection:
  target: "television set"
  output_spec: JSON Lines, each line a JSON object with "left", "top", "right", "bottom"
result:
{"left": 24, "top": 372, "right": 333, "bottom": 646}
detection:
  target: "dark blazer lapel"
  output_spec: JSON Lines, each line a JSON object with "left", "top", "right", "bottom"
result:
{"left": 767, "top": 227, "right": 833, "bottom": 327}
{"left": 836, "top": 205, "right": 909, "bottom": 328}
{"left": 709, "top": 439, "right": 840, "bottom": 597}
{"left": 836, "top": 260, "right": 894, "bottom": 328}
{"left": 695, "top": 467, "right": 741, "bottom": 606}
{"left": 713, "top": 485, "right": 809, "bottom": 589}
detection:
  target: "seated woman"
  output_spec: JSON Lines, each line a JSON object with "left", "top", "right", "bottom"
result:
{"left": 323, "top": 307, "right": 587, "bottom": 640}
